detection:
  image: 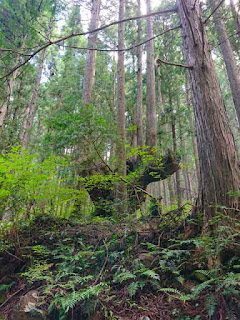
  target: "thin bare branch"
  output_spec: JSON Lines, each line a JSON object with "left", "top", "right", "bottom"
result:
{"left": 204, "top": 0, "right": 225, "bottom": 24}
{"left": 0, "top": 48, "right": 32, "bottom": 56}
{"left": 58, "top": 25, "right": 181, "bottom": 52}
{"left": 0, "top": 7, "right": 177, "bottom": 80}
{"left": 210, "top": 30, "right": 239, "bottom": 50}
{"left": 156, "top": 57, "right": 193, "bottom": 69}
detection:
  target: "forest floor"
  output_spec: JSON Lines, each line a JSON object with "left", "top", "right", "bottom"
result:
{"left": 0, "top": 212, "right": 240, "bottom": 320}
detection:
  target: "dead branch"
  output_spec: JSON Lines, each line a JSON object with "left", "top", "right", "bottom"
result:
{"left": 0, "top": 8, "right": 177, "bottom": 80}
{"left": 204, "top": 0, "right": 225, "bottom": 24}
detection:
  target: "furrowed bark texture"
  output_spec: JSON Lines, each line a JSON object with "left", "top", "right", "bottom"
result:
{"left": 145, "top": 0, "right": 157, "bottom": 149}
{"left": 179, "top": 119, "right": 192, "bottom": 200}
{"left": 210, "top": 0, "right": 240, "bottom": 127}
{"left": 169, "top": 93, "right": 182, "bottom": 207}
{"left": 186, "top": 80, "right": 200, "bottom": 185}
{"left": 177, "top": 0, "right": 240, "bottom": 221}
{"left": 82, "top": 0, "right": 101, "bottom": 107}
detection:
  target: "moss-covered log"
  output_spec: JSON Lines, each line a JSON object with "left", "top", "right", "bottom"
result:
{"left": 84, "top": 152, "right": 180, "bottom": 216}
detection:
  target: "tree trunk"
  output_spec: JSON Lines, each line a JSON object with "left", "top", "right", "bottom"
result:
{"left": 0, "top": 67, "right": 20, "bottom": 129}
{"left": 131, "top": 98, "right": 138, "bottom": 162}
{"left": 177, "top": 0, "right": 240, "bottom": 224}
{"left": 136, "top": 0, "right": 144, "bottom": 149}
{"left": 116, "top": 0, "right": 127, "bottom": 203}
{"left": 145, "top": 0, "right": 157, "bottom": 150}
{"left": 82, "top": 0, "right": 101, "bottom": 107}
{"left": 20, "top": 38, "right": 49, "bottom": 147}
{"left": 179, "top": 119, "right": 192, "bottom": 201}
{"left": 162, "top": 180, "right": 169, "bottom": 206}
{"left": 169, "top": 94, "right": 182, "bottom": 207}
{"left": 156, "top": 64, "right": 170, "bottom": 206}
{"left": 230, "top": 0, "right": 240, "bottom": 36}
{"left": 168, "top": 176, "right": 174, "bottom": 205}
{"left": 186, "top": 79, "right": 200, "bottom": 186}
{"left": 210, "top": 0, "right": 240, "bottom": 127}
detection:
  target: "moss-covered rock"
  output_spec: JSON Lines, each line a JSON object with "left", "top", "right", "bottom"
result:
{"left": 10, "top": 290, "right": 45, "bottom": 320}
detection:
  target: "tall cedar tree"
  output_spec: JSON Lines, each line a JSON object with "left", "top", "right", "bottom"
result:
{"left": 177, "top": 0, "right": 240, "bottom": 226}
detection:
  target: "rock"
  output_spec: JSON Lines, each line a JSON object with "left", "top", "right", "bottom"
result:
{"left": 2, "top": 208, "right": 13, "bottom": 220}
{"left": 89, "top": 311, "right": 101, "bottom": 320}
{"left": 138, "top": 252, "right": 154, "bottom": 267}
{"left": 10, "top": 290, "right": 46, "bottom": 320}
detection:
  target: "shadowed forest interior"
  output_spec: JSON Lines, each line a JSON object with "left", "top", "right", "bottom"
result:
{"left": 0, "top": 0, "right": 240, "bottom": 319}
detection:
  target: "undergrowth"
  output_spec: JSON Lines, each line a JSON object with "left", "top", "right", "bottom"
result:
{"left": 1, "top": 213, "right": 240, "bottom": 320}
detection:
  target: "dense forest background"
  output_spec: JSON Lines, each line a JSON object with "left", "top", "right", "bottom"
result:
{"left": 0, "top": 0, "right": 240, "bottom": 319}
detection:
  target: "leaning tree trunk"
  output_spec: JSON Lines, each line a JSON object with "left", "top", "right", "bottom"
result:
{"left": 177, "top": 0, "right": 240, "bottom": 225}
{"left": 145, "top": 0, "right": 157, "bottom": 150}
{"left": 82, "top": 0, "right": 101, "bottom": 107}
{"left": 210, "top": 0, "right": 240, "bottom": 127}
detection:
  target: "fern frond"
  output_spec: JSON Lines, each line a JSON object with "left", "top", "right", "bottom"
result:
{"left": 128, "top": 281, "right": 140, "bottom": 297}
{"left": 193, "top": 269, "right": 217, "bottom": 281}
{"left": 206, "top": 294, "right": 217, "bottom": 318}
{"left": 158, "top": 287, "right": 182, "bottom": 295}
{"left": 113, "top": 271, "right": 136, "bottom": 283}
{"left": 138, "top": 269, "right": 160, "bottom": 280}
{"left": 191, "top": 279, "right": 215, "bottom": 298}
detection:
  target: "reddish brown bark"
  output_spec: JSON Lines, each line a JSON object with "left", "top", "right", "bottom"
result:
{"left": 177, "top": 0, "right": 240, "bottom": 222}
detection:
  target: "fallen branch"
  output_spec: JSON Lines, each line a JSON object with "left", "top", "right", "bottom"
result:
{"left": 92, "top": 239, "right": 108, "bottom": 285}
{"left": 0, "top": 287, "right": 25, "bottom": 310}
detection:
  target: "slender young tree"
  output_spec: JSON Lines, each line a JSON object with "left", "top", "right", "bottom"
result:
{"left": 116, "top": 0, "right": 127, "bottom": 202}
{"left": 0, "top": 66, "right": 20, "bottom": 129}
{"left": 209, "top": 0, "right": 240, "bottom": 127}
{"left": 82, "top": 0, "right": 101, "bottom": 107}
{"left": 136, "top": 0, "right": 144, "bottom": 149}
{"left": 177, "top": 0, "right": 240, "bottom": 225}
{"left": 20, "top": 20, "right": 53, "bottom": 148}
{"left": 230, "top": 0, "right": 240, "bottom": 35}
{"left": 156, "top": 62, "right": 168, "bottom": 205}
{"left": 145, "top": 0, "right": 157, "bottom": 149}
{"left": 169, "top": 92, "right": 181, "bottom": 207}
